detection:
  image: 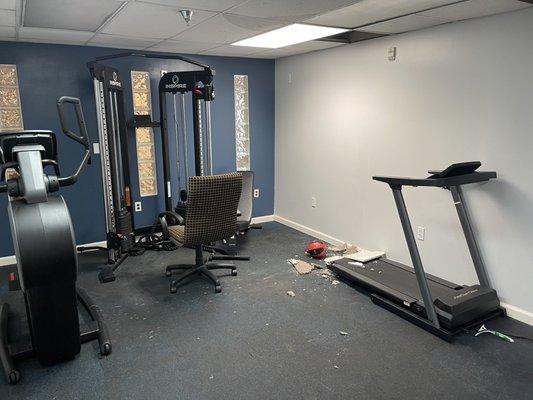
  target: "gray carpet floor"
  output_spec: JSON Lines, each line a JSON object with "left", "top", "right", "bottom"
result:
{"left": 1, "top": 222, "right": 532, "bottom": 400}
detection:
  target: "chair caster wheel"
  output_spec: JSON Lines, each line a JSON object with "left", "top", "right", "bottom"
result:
{"left": 8, "top": 370, "right": 20, "bottom": 385}
{"left": 165, "top": 271, "right": 172, "bottom": 277}
{"left": 101, "top": 342, "right": 112, "bottom": 356}
{"left": 170, "top": 286, "right": 177, "bottom": 294}
{"left": 215, "top": 285, "right": 222, "bottom": 293}
{"left": 231, "top": 270, "right": 237, "bottom": 276}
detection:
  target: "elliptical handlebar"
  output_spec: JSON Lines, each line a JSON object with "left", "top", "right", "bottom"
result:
{"left": 56, "top": 96, "right": 92, "bottom": 188}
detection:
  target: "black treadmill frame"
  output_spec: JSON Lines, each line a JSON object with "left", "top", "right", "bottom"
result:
{"left": 332, "top": 163, "right": 502, "bottom": 341}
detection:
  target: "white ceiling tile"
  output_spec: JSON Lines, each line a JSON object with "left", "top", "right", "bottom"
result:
{"left": 0, "top": 25, "right": 15, "bottom": 38}
{"left": 137, "top": 0, "right": 247, "bottom": 13}
{"left": 229, "top": 0, "right": 359, "bottom": 21}
{"left": 173, "top": 13, "right": 286, "bottom": 44}
{"left": 148, "top": 39, "right": 216, "bottom": 53}
{"left": 419, "top": 0, "right": 531, "bottom": 21}
{"left": 102, "top": 2, "right": 216, "bottom": 39}
{"left": 250, "top": 40, "right": 344, "bottom": 58}
{"left": 0, "top": 8, "right": 15, "bottom": 26}
{"left": 24, "top": 0, "right": 126, "bottom": 31}
{"left": 199, "top": 44, "right": 265, "bottom": 57}
{"left": 0, "top": 0, "right": 16, "bottom": 11}
{"left": 18, "top": 27, "right": 94, "bottom": 43}
{"left": 307, "top": 0, "right": 457, "bottom": 28}
{"left": 88, "top": 33, "right": 161, "bottom": 49}
{"left": 357, "top": 13, "right": 450, "bottom": 34}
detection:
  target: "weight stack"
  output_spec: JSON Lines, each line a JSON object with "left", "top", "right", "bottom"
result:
{"left": 116, "top": 209, "right": 134, "bottom": 252}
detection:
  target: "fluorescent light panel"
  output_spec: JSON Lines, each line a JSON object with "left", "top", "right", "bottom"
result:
{"left": 231, "top": 24, "right": 348, "bottom": 49}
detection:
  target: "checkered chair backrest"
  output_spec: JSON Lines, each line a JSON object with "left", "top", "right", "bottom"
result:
{"left": 183, "top": 173, "right": 243, "bottom": 247}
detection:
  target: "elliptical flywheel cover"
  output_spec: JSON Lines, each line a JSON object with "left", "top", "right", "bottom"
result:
{"left": 306, "top": 241, "right": 328, "bottom": 259}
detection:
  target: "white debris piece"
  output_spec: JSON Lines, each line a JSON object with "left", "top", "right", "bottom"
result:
{"left": 339, "top": 331, "right": 348, "bottom": 336}
{"left": 331, "top": 280, "right": 340, "bottom": 286}
{"left": 348, "top": 261, "right": 363, "bottom": 267}
{"left": 325, "top": 255, "right": 343, "bottom": 265}
{"left": 286, "top": 290, "right": 296, "bottom": 297}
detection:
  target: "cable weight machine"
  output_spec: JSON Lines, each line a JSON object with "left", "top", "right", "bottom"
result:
{"left": 84, "top": 52, "right": 218, "bottom": 282}
{"left": 79, "top": 62, "right": 135, "bottom": 283}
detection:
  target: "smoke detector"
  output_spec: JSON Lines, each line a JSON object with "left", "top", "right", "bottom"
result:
{"left": 180, "top": 10, "right": 193, "bottom": 26}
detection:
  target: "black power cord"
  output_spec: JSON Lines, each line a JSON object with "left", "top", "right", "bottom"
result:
{"left": 129, "top": 218, "right": 179, "bottom": 256}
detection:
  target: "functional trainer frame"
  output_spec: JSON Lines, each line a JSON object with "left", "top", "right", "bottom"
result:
{"left": 85, "top": 52, "right": 215, "bottom": 282}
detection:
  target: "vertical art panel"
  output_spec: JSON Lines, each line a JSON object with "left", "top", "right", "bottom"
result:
{"left": 234, "top": 75, "right": 251, "bottom": 171}
{"left": 131, "top": 71, "right": 157, "bottom": 197}
{"left": 0, "top": 65, "right": 23, "bottom": 132}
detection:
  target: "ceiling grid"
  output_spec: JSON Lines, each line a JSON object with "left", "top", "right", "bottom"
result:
{"left": 0, "top": 0, "right": 530, "bottom": 58}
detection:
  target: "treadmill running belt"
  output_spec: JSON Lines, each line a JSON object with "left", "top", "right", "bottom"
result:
{"left": 330, "top": 258, "right": 462, "bottom": 307}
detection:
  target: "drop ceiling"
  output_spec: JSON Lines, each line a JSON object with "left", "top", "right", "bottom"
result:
{"left": 0, "top": 0, "right": 531, "bottom": 59}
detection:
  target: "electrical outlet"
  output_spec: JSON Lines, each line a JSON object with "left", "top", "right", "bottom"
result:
{"left": 135, "top": 202, "right": 142, "bottom": 212}
{"left": 311, "top": 197, "right": 317, "bottom": 208}
{"left": 417, "top": 226, "right": 425, "bottom": 241}
{"left": 288, "top": 73, "right": 292, "bottom": 83}
{"left": 253, "top": 189, "right": 260, "bottom": 198}
{"left": 93, "top": 142, "right": 100, "bottom": 154}
{"left": 388, "top": 46, "right": 397, "bottom": 61}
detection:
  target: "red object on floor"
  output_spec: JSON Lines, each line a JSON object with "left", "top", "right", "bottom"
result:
{"left": 306, "top": 241, "right": 328, "bottom": 259}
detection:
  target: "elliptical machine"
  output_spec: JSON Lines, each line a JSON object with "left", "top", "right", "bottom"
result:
{"left": 0, "top": 97, "right": 111, "bottom": 384}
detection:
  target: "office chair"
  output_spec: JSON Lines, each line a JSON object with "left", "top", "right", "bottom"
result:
{"left": 207, "top": 171, "right": 261, "bottom": 261}
{"left": 162, "top": 173, "right": 243, "bottom": 293}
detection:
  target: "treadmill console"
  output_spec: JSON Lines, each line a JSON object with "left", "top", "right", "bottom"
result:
{"left": 428, "top": 161, "right": 481, "bottom": 179}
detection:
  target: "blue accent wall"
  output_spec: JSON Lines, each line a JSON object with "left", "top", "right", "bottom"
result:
{"left": 0, "top": 41, "right": 274, "bottom": 257}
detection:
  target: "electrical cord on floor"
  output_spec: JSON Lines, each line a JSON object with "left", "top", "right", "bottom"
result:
{"left": 462, "top": 327, "right": 533, "bottom": 342}
{"left": 128, "top": 219, "right": 179, "bottom": 256}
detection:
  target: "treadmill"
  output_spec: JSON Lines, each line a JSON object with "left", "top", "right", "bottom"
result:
{"left": 328, "top": 162, "right": 503, "bottom": 341}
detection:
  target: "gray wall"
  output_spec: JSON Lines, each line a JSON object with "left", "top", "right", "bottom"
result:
{"left": 275, "top": 8, "right": 533, "bottom": 319}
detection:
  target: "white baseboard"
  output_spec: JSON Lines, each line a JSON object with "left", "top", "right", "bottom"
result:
{"left": 252, "top": 214, "right": 275, "bottom": 224}
{"left": 0, "top": 240, "right": 107, "bottom": 267}
{"left": 0, "top": 255, "right": 16, "bottom": 267}
{"left": 273, "top": 214, "right": 533, "bottom": 327}
{"left": 501, "top": 302, "right": 533, "bottom": 326}
{"left": 274, "top": 215, "right": 346, "bottom": 247}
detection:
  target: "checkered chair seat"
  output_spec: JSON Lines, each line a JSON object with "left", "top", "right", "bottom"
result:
{"left": 172, "top": 173, "right": 243, "bottom": 248}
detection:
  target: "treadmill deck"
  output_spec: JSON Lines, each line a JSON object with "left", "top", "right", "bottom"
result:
{"left": 329, "top": 257, "right": 461, "bottom": 307}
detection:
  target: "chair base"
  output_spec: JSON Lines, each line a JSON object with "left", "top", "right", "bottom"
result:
{"left": 166, "top": 262, "right": 237, "bottom": 294}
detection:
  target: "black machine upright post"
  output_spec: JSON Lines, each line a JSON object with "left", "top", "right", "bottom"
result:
{"left": 192, "top": 96, "right": 203, "bottom": 177}
{"left": 159, "top": 89, "right": 173, "bottom": 211}
{"left": 391, "top": 186, "right": 441, "bottom": 328}
{"left": 450, "top": 185, "right": 491, "bottom": 287}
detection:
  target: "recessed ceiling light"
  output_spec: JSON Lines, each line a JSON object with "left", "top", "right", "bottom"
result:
{"left": 231, "top": 24, "right": 349, "bottom": 49}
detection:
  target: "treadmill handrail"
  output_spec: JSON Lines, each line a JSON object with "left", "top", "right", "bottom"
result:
{"left": 373, "top": 171, "right": 496, "bottom": 188}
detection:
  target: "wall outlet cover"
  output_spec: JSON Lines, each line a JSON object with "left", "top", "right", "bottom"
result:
{"left": 417, "top": 226, "right": 425, "bottom": 241}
